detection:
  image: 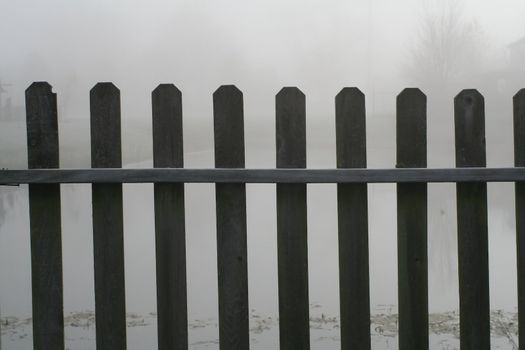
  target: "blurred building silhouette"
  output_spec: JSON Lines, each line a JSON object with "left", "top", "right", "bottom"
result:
{"left": 482, "top": 37, "right": 525, "bottom": 97}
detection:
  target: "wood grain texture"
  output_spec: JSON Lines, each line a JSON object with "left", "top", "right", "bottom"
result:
{"left": 26, "top": 82, "right": 64, "bottom": 350}
{"left": 396, "top": 88, "right": 428, "bottom": 350}
{"left": 152, "top": 84, "right": 188, "bottom": 350}
{"left": 454, "top": 89, "right": 490, "bottom": 350}
{"left": 514, "top": 89, "right": 525, "bottom": 346}
{"left": 276, "top": 87, "right": 310, "bottom": 350}
{"left": 335, "top": 88, "right": 370, "bottom": 350}
{"left": 213, "top": 85, "right": 249, "bottom": 349}
{"left": 90, "top": 83, "right": 126, "bottom": 350}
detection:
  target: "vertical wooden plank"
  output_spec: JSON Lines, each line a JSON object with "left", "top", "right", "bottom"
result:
{"left": 514, "top": 89, "right": 525, "bottom": 347}
{"left": 335, "top": 88, "right": 370, "bottom": 350}
{"left": 90, "top": 83, "right": 126, "bottom": 350}
{"left": 26, "top": 82, "right": 64, "bottom": 350}
{"left": 276, "top": 87, "right": 309, "bottom": 349}
{"left": 454, "top": 89, "right": 490, "bottom": 350}
{"left": 396, "top": 88, "right": 428, "bottom": 350}
{"left": 213, "top": 85, "right": 249, "bottom": 349}
{"left": 152, "top": 84, "right": 188, "bottom": 350}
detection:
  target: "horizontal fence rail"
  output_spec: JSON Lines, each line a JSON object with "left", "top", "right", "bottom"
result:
{"left": 3, "top": 81, "right": 525, "bottom": 350}
{"left": 3, "top": 167, "right": 525, "bottom": 184}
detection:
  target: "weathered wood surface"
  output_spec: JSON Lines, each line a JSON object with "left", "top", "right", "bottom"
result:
{"left": 335, "top": 88, "right": 370, "bottom": 350}
{"left": 3, "top": 167, "right": 525, "bottom": 184}
{"left": 455, "top": 89, "right": 490, "bottom": 350}
{"left": 152, "top": 84, "right": 188, "bottom": 350}
{"left": 514, "top": 89, "right": 525, "bottom": 346}
{"left": 26, "top": 82, "right": 64, "bottom": 350}
{"left": 90, "top": 83, "right": 126, "bottom": 350}
{"left": 276, "top": 87, "right": 310, "bottom": 349}
{"left": 16, "top": 82, "right": 525, "bottom": 350}
{"left": 213, "top": 85, "right": 249, "bottom": 349}
{"left": 396, "top": 88, "right": 428, "bottom": 350}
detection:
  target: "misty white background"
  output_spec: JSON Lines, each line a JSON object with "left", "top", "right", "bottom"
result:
{"left": 1, "top": 0, "right": 525, "bottom": 348}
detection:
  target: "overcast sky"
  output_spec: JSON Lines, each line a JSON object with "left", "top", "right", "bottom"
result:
{"left": 1, "top": 0, "right": 525, "bottom": 122}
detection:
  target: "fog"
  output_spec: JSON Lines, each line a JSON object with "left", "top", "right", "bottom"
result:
{"left": 1, "top": 0, "right": 525, "bottom": 348}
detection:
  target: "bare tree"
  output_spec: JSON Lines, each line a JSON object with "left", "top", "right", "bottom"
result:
{"left": 404, "top": 1, "right": 488, "bottom": 92}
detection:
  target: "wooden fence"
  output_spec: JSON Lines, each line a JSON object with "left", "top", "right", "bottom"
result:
{"left": 1, "top": 82, "right": 525, "bottom": 350}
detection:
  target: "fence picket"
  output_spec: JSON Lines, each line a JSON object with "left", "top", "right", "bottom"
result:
{"left": 26, "top": 82, "right": 64, "bottom": 350}
{"left": 12, "top": 83, "right": 525, "bottom": 349}
{"left": 454, "top": 90, "right": 490, "bottom": 349}
{"left": 90, "top": 83, "right": 126, "bottom": 350}
{"left": 335, "top": 88, "right": 370, "bottom": 350}
{"left": 276, "top": 87, "right": 309, "bottom": 349}
{"left": 396, "top": 88, "right": 428, "bottom": 350}
{"left": 152, "top": 84, "right": 188, "bottom": 350}
{"left": 213, "top": 85, "right": 249, "bottom": 349}
{"left": 514, "top": 89, "right": 525, "bottom": 346}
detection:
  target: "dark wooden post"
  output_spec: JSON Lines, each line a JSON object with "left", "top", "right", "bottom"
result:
{"left": 213, "top": 85, "right": 250, "bottom": 349}
{"left": 335, "top": 88, "right": 370, "bottom": 350}
{"left": 454, "top": 90, "right": 490, "bottom": 350}
{"left": 90, "top": 83, "right": 126, "bottom": 350}
{"left": 26, "top": 82, "right": 64, "bottom": 350}
{"left": 276, "top": 87, "right": 309, "bottom": 349}
{"left": 152, "top": 84, "right": 188, "bottom": 350}
{"left": 514, "top": 89, "right": 525, "bottom": 346}
{"left": 396, "top": 88, "right": 428, "bottom": 350}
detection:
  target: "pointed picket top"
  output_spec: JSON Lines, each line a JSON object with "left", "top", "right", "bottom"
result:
{"left": 276, "top": 86, "right": 305, "bottom": 101}
{"left": 153, "top": 83, "right": 182, "bottom": 96}
{"left": 213, "top": 85, "right": 245, "bottom": 168}
{"left": 90, "top": 82, "right": 119, "bottom": 100}
{"left": 455, "top": 89, "right": 484, "bottom": 110}
{"left": 336, "top": 87, "right": 364, "bottom": 99}
{"left": 335, "top": 87, "right": 365, "bottom": 122}
{"left": 397, "top": 88, "right": 427, "bottom": 118}
{"left": 26, "top": 81, "right": 54, "bottom": 94}
{"left": 515, "top": 88, "right": 525, "bottom": 100}
{"left": 454, "top": 89, "right": 484, "bottom": 119}
{"left": 153, "top": 83, "right": 181, "bottom": 94}
{"left": 276, "top": 87, "right": 306, "bottom": 123}
{"left": 396, "top": 88, "right": 427, "bottom": 168}
{"left": 276, "top": 87, "right": 306, "bottom": 169}
{"left": 397, "top": 88, "right": 426, "bottom": 106}
{"left": 26, "top": 81, "right": 59, "bottom": 169}
{"left": 335, "top": 87, "right": 366, "bottom": 169}
{"left": 454, "top": 89, "right": 486, "bottom": 167}
{"left": 214, "top": 84, "right": 242, "bottom": 96}
{"left": 397, "top": 87, "right": 425, "bottom": 96}
{"left": 90, "top": 83, "right": 121, "bottom": 122}
{"left": 213, "top": 85, "right": 244, "bottom": 114}
{"left": 152, "top": 84, "right": 183, "bottom": 168}
{"left": 90, "top": 82, "right": 121, "bottom": 168}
